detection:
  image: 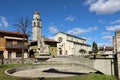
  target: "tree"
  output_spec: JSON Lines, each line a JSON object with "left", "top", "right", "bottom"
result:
{"left": 92, "top": 41, "right": 98, "bottom": 54}
{"left": 14, "top": 17, "right": 31, "bottom": 64}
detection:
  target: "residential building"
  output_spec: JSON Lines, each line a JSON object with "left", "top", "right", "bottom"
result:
{"left": 44, "top": 38, "right": 58, "bottom": 57}
{"left": 99, "top": 46, "right": 113, "bottom": 54}
{"left": 29, "top": 38, "right": 58, "bottom": 57}
{"left": 54, "top": 32, "right": 91, "bottom": 56}
{"left": 0, "top": 30, "right": 28, "bottom": 59}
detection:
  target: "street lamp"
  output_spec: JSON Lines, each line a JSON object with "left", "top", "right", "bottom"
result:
{"left": 103, "top": 45, "right": 106, "bottom": 52}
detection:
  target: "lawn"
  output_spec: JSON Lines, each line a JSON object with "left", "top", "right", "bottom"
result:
{"left": 0, "top": 64, "right": 118, "bottom": 80}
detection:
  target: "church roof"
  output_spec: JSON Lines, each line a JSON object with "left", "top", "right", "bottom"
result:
{"left": 56, "top": 31, "right": 86, "bottom": 41}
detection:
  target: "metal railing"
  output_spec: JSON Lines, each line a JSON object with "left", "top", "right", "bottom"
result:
{"left": 5, "top": 43, "right": 28, "bottom": 49}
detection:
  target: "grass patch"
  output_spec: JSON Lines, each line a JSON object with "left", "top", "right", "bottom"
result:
{"left": 0, "top": 64, "right": 34, "bottom": 80}
{"left": 45, "top": 74, "right": 117, "bottom": 80}
{"left": 0, "top": 64, "right": 118, "bottom": 80}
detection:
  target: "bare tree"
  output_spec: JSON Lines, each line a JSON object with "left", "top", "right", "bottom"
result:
{"left": 14, "top": 17, "right": 31, "bottom": 64}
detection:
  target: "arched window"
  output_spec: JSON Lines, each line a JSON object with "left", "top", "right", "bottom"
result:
{"left": 34, "top": 22, "right": 36, "bottom": 26}
{"left": 37, "top": 22, "right": 39, "bottom": 26}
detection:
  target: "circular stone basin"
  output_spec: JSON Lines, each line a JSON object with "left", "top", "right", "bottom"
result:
{"left": 5, "top": 64, "right": 97, "bottom": 78}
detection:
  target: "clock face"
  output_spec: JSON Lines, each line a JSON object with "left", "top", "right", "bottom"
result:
{"left": 58, "top": 37, "right": 63, "bottom": 42}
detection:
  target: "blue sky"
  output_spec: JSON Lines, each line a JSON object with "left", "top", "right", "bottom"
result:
{"left": 0, "top": 0, "right": 120, "bottom": 47}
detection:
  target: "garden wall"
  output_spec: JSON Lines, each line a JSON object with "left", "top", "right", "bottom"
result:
{"left": 0, "top": 58, "right": 36, "bottom": 64}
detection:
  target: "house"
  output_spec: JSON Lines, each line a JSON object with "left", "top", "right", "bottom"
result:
{"left": 29, "top": 37, "right": 58, "bottom": 58}
{"left": 54, "top": 32, "right": 91, "bottom": 56}
{"left": 0, "top": 30, "right": 28, "bottom": 59}
{"left": 99, "top": 46, "right": 114, "bottom": 54}
{"left": 44, "top": 38, "right": 58, "bottom": 57}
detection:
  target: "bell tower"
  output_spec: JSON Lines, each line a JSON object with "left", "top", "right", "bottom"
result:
{"left": 32, "top": 11, "right": 42, "bottom": 41}
{"left": 32, "top": 11, "right": 49, "bottom": 55}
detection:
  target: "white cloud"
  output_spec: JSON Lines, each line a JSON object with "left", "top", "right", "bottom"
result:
{"left": 49, "top": 25, "right": 59, "bottom": 34}
{"left": 64, "top": 5, "right": 67, "bottom": 9}
{"left": 102, "top": 35, "right": 112, "bottom": 39}
{"left": 65, "top": 15, "right": 75, "bottom": 21}
{"left": 0, "top": 23, "right": 2, "bottom": 26}
{"left": 97, "top": 42, "right": 113, "bottom": 47}
{"left": 0, "top": 16, "right": 9, "bottom": 27}
{"left": 67, "top": 26, "right": 98, "bottom": 35}
{"left": 102, "top": 32, "right": 110, "bottom": 35}
{"left": 106, "top": 25, "right": 120, "bottom": 31}
{"left": 67, "top": 28, "right": 84, "bottom": 35}
{"left": 48, "top": 35, "right": 54, "bottom": 39}
{"left": 98, "top": 19, "right": 105, "bottom": 24}
{"left": 85, "top": 0, "right": 120, "bottom": 15}
{"left": 84, "top": 0, "right": 96, "bottom": 5}
{"left": 110, "top": 19, "right": 120, "bottom": 24}
{"left": 98, "top": 19, "right": 103, "bottom": 23}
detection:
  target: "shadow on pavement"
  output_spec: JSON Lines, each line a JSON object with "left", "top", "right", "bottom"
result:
{"left": 42, "top": 68, "right": 87, "bottom": 75}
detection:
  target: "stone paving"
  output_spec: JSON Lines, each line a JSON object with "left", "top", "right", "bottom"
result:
{"left": 10, "top": 65, "right": 96, "bottom": 78}
{"left": 6, "top": 56, "right": 97, "bottom": 78}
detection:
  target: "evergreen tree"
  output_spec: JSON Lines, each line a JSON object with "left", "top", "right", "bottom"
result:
{"left": 92, "top": 41, "right": 98, "bottom": 54}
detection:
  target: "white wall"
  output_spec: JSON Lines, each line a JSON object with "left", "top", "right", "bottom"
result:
{"left": 54, "top": 32, "right": 91, "bottom": 56}
{"left": 94, "top": 59, "right": 114, "bottom": 75}
{"left": 3, "top": 51, "right": 8, "bottom": 58}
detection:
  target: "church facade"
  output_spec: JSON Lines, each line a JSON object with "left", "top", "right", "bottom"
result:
{"left": 54, "top": 32, "right": 91, "bottom": 56}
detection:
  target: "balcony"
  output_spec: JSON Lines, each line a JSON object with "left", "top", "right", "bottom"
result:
{"left": 5, "top": 43, "right": 28, "bottom": 49}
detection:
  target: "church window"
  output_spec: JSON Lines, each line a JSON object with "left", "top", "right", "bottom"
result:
{"left": 58, "top": 37, "right": 63, "bottom": 42}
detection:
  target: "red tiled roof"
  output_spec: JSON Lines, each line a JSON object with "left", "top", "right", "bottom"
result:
{"left": 99, "top": 46, "right": 113, "bottom": 51}
{"left": 44, "top": 38, "right": 58, "bottom": 43}
{"left": 0, "top": 30, "right": 27, "bottom": 36}
{"left": 30, "top": 38, "right": 58, "bottom": 43}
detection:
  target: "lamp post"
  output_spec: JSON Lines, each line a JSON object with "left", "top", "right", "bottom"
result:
{"left": 103, "top": 45, "right": 106, "bottom": 53}
{"left": 62, "top": 43, "right": 65, "bottom": 55}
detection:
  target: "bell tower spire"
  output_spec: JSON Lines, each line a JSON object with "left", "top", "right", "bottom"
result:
{"left": 32, "top": 11, "right": 42, "bottom": 41}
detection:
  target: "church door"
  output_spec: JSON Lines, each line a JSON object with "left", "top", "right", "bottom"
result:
{"left": 59, "top": 49, "right": 62, "bottom": 55}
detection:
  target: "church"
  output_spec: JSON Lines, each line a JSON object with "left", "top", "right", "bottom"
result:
{"left": 30, "top": 11, "right": 91, "bottom": 57}
{"left": 54, "top": 32, "right": 91, "bottom": 56}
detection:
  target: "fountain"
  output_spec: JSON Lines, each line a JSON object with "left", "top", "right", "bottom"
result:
{"left": 5, "top": 62, "right": 97, "bottom": 78}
